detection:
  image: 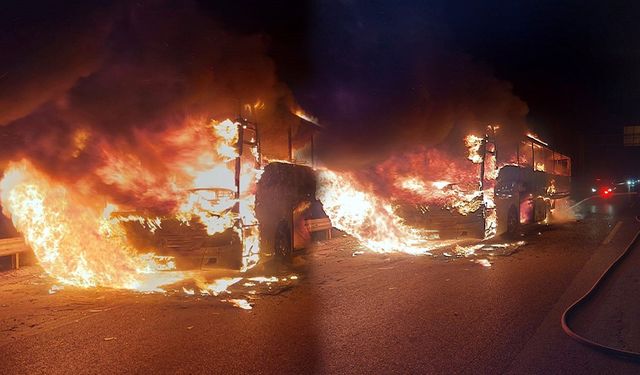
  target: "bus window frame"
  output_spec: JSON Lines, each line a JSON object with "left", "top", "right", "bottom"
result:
{"left": 519, "top": 138, "right": 571, "bottom": 177}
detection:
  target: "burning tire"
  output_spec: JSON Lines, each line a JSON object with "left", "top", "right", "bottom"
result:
{"left": 274, "top": 220, "right": 292, "bottom": 261}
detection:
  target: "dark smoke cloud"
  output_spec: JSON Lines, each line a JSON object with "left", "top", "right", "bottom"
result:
{"left": 0, "top": 1, "right": 296, "bottom": 209}
{"left": 0, "top": 2, "right": 114, "bottom": 126}
{"left": 1, "top": 0, "right": 531, "bottom": 211}
{"left": 298, "top": 1, "right": 529, "bottom": 169}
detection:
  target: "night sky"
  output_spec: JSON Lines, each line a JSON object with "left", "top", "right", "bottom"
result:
{"left": 2, "top": 0, "right": 640, "bottom": 179}
{"left": 202, "top": 0, "right": 640, "bottom": 178}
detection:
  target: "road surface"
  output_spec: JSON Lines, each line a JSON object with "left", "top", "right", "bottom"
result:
{"left": 1, "top": 194, "right": 639, "bottom": 374}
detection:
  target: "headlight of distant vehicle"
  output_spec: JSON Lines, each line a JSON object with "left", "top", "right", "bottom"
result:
{"left": 599, "top": 187, "right": 613, "bottom": 198}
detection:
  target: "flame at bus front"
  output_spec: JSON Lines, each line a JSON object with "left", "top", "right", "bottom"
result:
{"left": 0, "top": 118, "right": 263, "bottom": 289}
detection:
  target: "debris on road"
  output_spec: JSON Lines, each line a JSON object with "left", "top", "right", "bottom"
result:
{"left": 475, "top": 259, "right": 492, "bottom": 267}
{"left": 227, "top": 299, "right": 252, "bottom": 310}
{"left": 202, "top": 277, "right": 242, "bottom": 296}
{"left": 454, "top": 244, "right": 484, "bottom": 257}
{"left": 103, "top": 337, "right": 116, "bottom": 341}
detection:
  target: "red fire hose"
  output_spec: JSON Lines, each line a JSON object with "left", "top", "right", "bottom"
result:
{"left": 560, "top": 216, "right": 640, "bottom": 361}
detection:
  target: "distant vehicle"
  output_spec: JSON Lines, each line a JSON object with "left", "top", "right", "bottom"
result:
{"left": 590, "top": 179, "right": 616, "bottom": 198}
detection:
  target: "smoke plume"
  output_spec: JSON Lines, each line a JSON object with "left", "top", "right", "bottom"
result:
{"left": 299, "top": 2, "right": 529, "bottom": 169}
{"left": 0, "top": 1, "right": 296, "bottom": 212}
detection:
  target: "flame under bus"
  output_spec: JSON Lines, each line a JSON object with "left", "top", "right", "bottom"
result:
{"left": 112, "top": 187, "right": 242, "bottom": 269}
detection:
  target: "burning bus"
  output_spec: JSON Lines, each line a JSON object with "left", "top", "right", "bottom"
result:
{"left": 389, "top": 130, "right": 571, "bottom": 241}
{"left": 495, "top": 133, "right": 571, "bottom": 236}
{"left": 112, "top": 117, "right": 331, "bottom": 271}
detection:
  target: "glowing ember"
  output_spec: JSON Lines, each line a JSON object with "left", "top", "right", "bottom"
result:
{"left": 228, "top": 299, "right": 252, "bottom": 310}
{"left": 475, "top": 258, "right": 492, "bottom": 267}
{"left": 248, "top": 276, "right": 279, "bottom": 283}
{"left": 201, "top": 277, "right": 242, "bottom": 296}
{"left": 454, "top": 244, "right": 484, "bottom": 257}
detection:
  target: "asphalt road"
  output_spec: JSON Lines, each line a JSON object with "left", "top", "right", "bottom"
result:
{"left": 1, "top": 194, "right": 640, "bottom": 374}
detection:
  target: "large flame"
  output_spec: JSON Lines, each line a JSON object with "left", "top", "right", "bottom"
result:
{"left": 0, "top": 162, "right": 184, "bottom": 290}
{"left": 318, "top": 130, "right": 500, "bottom": 254}
{"left": 0, "top": 118, "right": 263, "bottom": 289}
{"left": 2, "top": 113, "right": 507, "bottom": 289}
{"left": 317, "top": 169, "right": 450, "bottom": 255}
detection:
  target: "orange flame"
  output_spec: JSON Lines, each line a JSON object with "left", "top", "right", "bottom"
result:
{"left": 318, "top": 130, "right": 500, "bottom": 252}
{"left": 317, "top": 169, "right": 453, "bottom": 255}
{"left": 0, "top": 162, "right": 184, "bottom": 291}
{"left": 0, "top": 118, "right": 263, "bottom": 289}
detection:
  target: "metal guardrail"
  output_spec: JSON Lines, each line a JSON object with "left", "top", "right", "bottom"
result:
{"left": 305, "top": 218, "right": 333, "bottom": 239}
{"left": 0, "top": 237, "right": 29, "bottom": 269}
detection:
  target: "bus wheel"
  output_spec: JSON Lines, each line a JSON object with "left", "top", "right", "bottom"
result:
{"left": 274, "top": 220, "right": 292, "bottom": 261}
{"left": 506, "top": 206, "right": 519, "bottom": 237}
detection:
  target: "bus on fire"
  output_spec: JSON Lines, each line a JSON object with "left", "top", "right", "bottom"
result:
{"left": 397, "top": 132, "right": 571, "bottom": 239}
{"left": 495, "top": 134, "right": 571, "bottom": 236}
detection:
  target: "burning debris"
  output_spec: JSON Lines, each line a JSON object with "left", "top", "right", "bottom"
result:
{"left": 454, "top": 244, "right": 485, "bottom": 257}
{"left": 227, "top": 299, "right": 252, "bottom": 310}
{"left": 452, "top": 241, "right": 526, "bottom": 258}
{"left": 199, "top": 277, "right": 243, "bottom": 296}
{"left": 475, "top": 259, "right": 492, "bottom": 268}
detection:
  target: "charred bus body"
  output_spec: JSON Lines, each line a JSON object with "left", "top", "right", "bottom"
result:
{"left": 114, "top": 118, "right": 330, "bottom": 270}
{"left": 495, "top": 135, "right": 571, "bottom": 236}
{"left": 396, "top": 133, "right": 571, "bottom": 239}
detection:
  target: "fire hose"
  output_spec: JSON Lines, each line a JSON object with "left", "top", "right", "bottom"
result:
{"left": 560, "top": 216, "right": 640, "bottom": 361}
